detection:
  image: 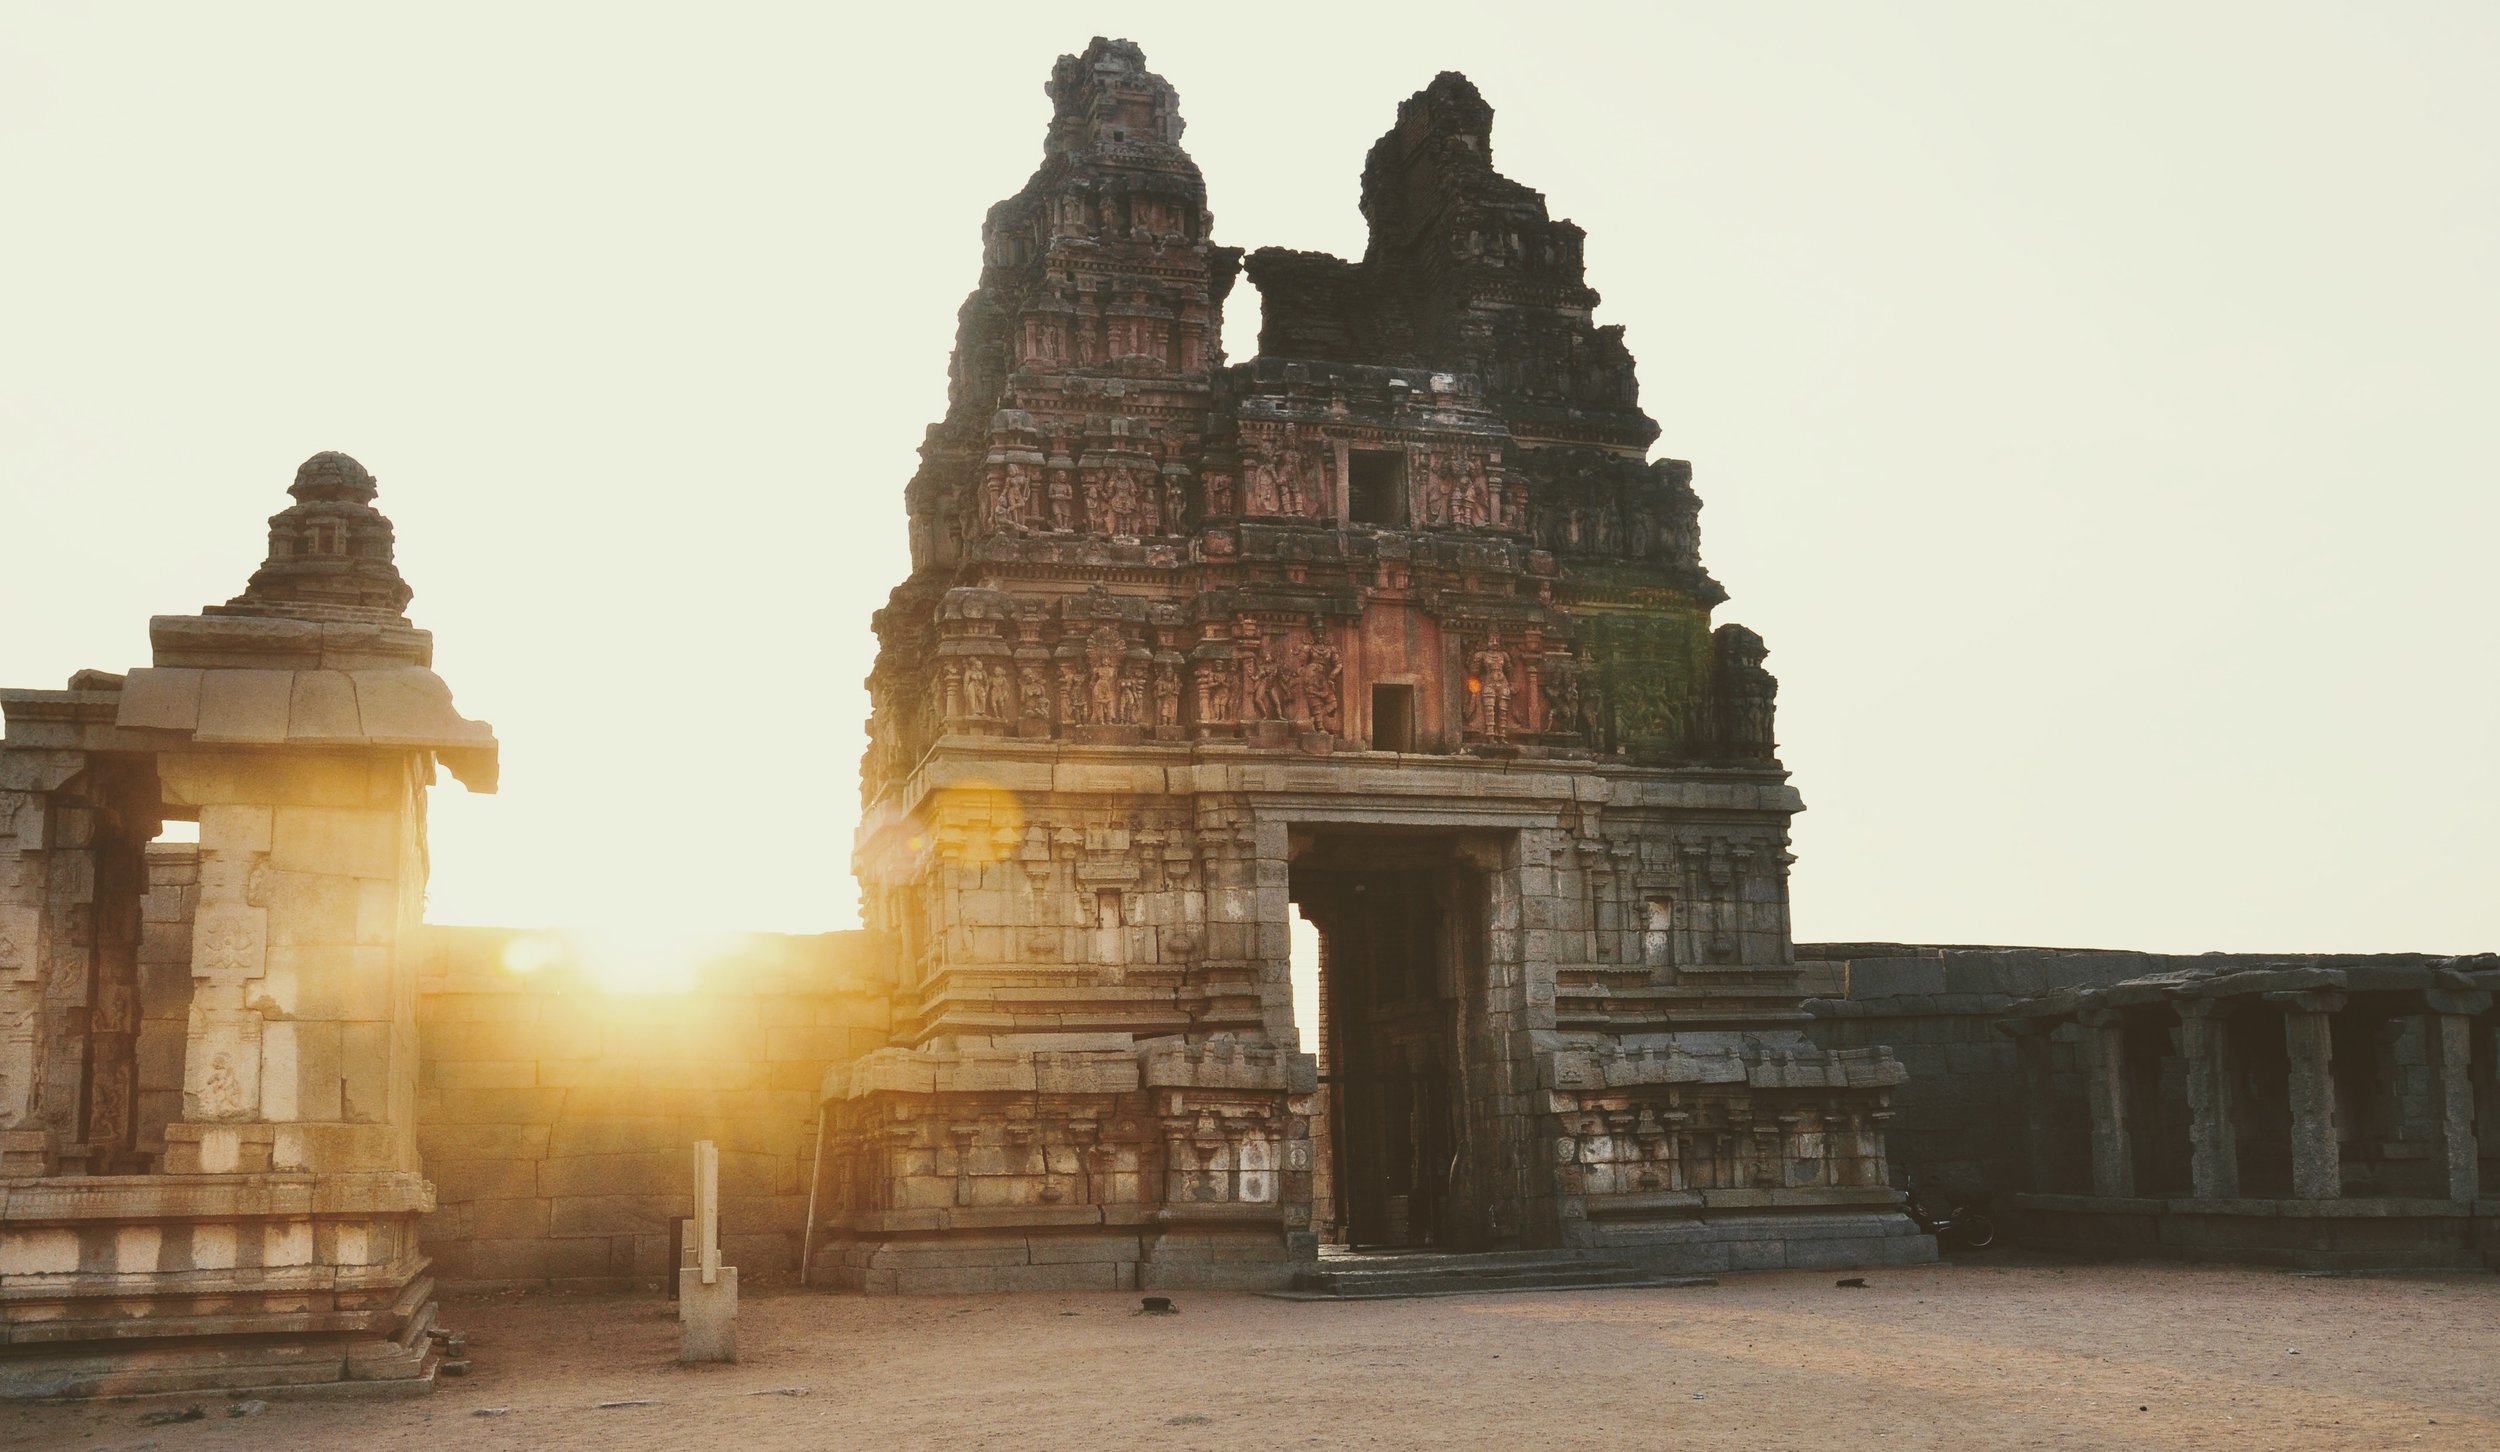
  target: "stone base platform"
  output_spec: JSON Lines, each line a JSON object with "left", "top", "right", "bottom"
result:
{"left": 2012, "top": 1192, "right": 2490, "bottom": 1270}
{"left": 1576, "top": 1200, "right": 1938, "bottom": 1275}
{"left": 1277, "top": 1247, "right": 1715, "bottom": 1300}
{"left": 815, "top": 1216, "right": 1315, "bottom": 1295}
{"left": 0, "top": 1172, "right": 440, "bottom": 1400}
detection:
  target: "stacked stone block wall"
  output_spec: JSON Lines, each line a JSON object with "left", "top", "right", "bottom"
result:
{"left": 409, "top": 925, "right": 895, "bottom": 1289}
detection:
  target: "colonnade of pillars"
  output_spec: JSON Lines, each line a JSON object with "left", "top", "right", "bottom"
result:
{"left": 2011, "top": 987, "right": 2490, "bottom": 1203}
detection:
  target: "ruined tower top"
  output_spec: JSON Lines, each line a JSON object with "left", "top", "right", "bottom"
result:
{"left": 218, "top": 451, "right": 416, "bottom": 625}
{"left": 1358, "top": 71, "right": 1506, "bottom": 232}
{"left": 1044, "top": 37, "right": 1185, "bottom": 153}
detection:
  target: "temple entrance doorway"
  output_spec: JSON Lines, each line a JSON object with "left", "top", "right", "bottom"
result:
{"left": 1289, "top": 831, "right": 1500, "bottom": 1253}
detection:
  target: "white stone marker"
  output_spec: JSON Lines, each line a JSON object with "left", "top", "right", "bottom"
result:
{"left": 679, "top": 1139, "right": 737, "bottom": 1363}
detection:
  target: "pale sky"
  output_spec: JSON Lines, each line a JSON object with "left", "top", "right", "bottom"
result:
{"left": 4, "top": 3, "right": 2493, "bottom": 956}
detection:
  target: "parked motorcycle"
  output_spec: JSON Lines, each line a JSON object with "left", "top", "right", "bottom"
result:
{"left": 1902, "top": 1173, "right": 1997, "bottom": 1250}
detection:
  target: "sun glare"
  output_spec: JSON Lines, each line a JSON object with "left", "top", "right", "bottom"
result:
{"left": 496, "top": 922, "right": 753, "bottom": 995}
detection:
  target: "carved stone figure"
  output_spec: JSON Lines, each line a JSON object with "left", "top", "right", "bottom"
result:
{"left": 1467, "top": 641, "right": 1515, "bottom": 741}
{"left": 1117, "top": 668, "right": 1145, "bottom": 725}
{"left": 1081, "top": 471, "right": 1110, "bottom": 535}
{"left": 1046, "top": 470, "right": 1075, "bottom": 531}
{"left": 1153, "top": 663, "right": 1181, "bottom": 727}
{"left": 1298, "top": 631, "right": 1342, "bottom": 735}
{"left": 960, "top": 656, "right": 991, "bottom": 719}
{"left": 1541, "top": 658, "right": 1579, "bottom": 737}
{"left": 1056, "top": 660, "right": 1083, "bottom": 723}
{"left": 1086, "top": 625, "right": 1125, "bottom": 725}
{"left": 1019, "top": 662, "right": 1052, "bottom": 722}
{"left": 1277, "top": 425, "right": 1310, "bottom": 516}
{"left": 1246, "top": 449, "right": 1280, "bottom": 515}
{"left": 1424, "top": 451, "right": 1456, "bottom": 525}
{"left": 987, "top": 659, "right": 1016, "bottom": 721}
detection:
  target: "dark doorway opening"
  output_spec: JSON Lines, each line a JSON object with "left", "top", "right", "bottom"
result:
{"left": 1370, "top": 683, "right": 1415, "bottom": 753}
{"left": 1290, "top": 832, "right": 1493, "bottom": 1251}
{"left": 1346, "top": 450, "right": 1407, "bottom": 526}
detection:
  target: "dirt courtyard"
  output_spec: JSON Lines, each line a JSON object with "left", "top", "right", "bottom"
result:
{"left": 9, "top": 1260, "right": 2497, "bottom": 1451}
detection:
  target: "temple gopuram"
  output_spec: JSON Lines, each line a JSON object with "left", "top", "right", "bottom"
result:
{"left": 825, "top": 38, "right": 1922, "bottom": 1291}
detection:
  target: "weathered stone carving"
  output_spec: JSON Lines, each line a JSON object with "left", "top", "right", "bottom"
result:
{"left": 1466, "top": 640, "right": 1517, "bottom": 742}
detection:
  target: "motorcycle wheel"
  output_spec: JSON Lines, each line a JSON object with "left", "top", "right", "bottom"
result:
{"left": 1954, "top": 1211, "right": 1997, "bottom": 1250}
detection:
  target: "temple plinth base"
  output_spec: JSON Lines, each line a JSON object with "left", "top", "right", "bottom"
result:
{"left": 0, "top": 1172, "right": 440, "bottom": 1401}
{"left": 812, "top": 1041, "right": 1320, "bottom": 1293}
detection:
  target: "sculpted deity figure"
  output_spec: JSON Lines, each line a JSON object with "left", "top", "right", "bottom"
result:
{"left": 1162, "top": 476, "right": 1187, "bottom": 535}
{"left": 1205, "top": 469, "right": 1236, "bottom": 517}
{"left": 1424, "top": 451, "right": 1456, "bottom": 526}
{"left": 1198, "top": 661, "right": 1233, "bottom": 724}
{"left": 1246, "top": 448, "right": 1280, "bottom": 515}
{"left": 1006, "top": 462, "right": 1038, "bottom": 527}
{"left": 1301, "top": 639, "right": 1343, "bottom": 734}
{"left": 1018, "top": 662, "right": 1052, "bottom": 723}
{"left": 200, "top": 1053, "right": 244, "bottom": 1119}
{"left": 1047, "top": 469, "right": 1076, "bottom": 531}
{"left": 1153, "top": 662, "right": 1182, "bottom": 727}
{"left": 987, "top": 659, "right": 1015, "bottom": 721}
{"left": 1082, "top": 470, "right": 1110, "bottom": 534}
{"left": 1086, "top": 625, "right": 1125, "bottom": 725}
{"left": 1541, "top": 658, "right": 1580, "bottom": 737}
{"left": 960, "top": 656, "right": 991, "bottom": 719}
{"left": 1276, "top": 425, "right": 1309, "bottom": 516}
{"left": 1238, "top": 634, "right": 1284, "bottom": 722}
{"left": 1467, "top": 641, "right": 1516, "bottom": 741}
{"left": 1056, "top": 660, "right": 1084, "bottom": 724}
{"left": 1117, "top": 668, "right": 1146, "bottom": 725}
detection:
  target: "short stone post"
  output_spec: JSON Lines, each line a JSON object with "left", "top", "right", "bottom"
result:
{"left": 2175, "top": 999, "right": 2239, "bottom": 1200}
{"left": 2426, "top": 990, "right": 2489, "bottom": 1203}
{"left": 2270, "top": 991, "right": 2346, "bottom": 1201}
{"left": 679, "top": 1139, "right": 737, "bottom": 1363}
{"left": 2077, "top": 1008, "right": 2134, "bottom": 1197}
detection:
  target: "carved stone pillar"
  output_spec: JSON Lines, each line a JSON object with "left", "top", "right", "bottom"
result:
{"left": 2077, "top": 1008, "right": 2133, "bottom": 1198}
{"left": 2270, "top": 991, "right": 2346, "bottom": 1201}
{"left": 2175, "top": 998, "right": 2239, "bottom": 1199}
{"left": 2426, "top": 989, "right": 2489, "bottom": 1203}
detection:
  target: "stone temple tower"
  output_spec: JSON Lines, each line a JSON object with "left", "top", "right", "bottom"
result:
{"left": 823, "top": 38, "right": 1924, "bottom": 1291}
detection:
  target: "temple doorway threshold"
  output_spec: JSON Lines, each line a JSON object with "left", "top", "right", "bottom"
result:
{"left": 1271, "top": 1245, "right": 1717, "bottom": 1301}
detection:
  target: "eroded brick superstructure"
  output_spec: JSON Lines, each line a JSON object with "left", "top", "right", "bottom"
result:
{"left": 828, "top": 40, "right": 1923, "bottom": 1291}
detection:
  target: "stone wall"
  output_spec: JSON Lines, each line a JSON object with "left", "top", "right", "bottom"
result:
{"left": 1799, "top": 945, "right": 2496, "bottom": 1204}
{"left": 1797, "top": 945, "right": 2147, "bottom": 1200}
{"left": 409, "top": 925, "right": 894, "bottom": 1290}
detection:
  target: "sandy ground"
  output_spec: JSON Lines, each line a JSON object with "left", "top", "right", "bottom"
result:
{"left": 9, "top": 1259, "right": 2499, "bottom": 1451}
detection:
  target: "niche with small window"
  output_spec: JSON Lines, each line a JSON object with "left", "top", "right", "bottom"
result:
{"left": 1346, "top": 450, "right": 1408, "bottom": 526}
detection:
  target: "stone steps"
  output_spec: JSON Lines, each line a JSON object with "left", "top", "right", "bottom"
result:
{"left": 1273, "top": 1249, "right": 1715, "bottom": 1301}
